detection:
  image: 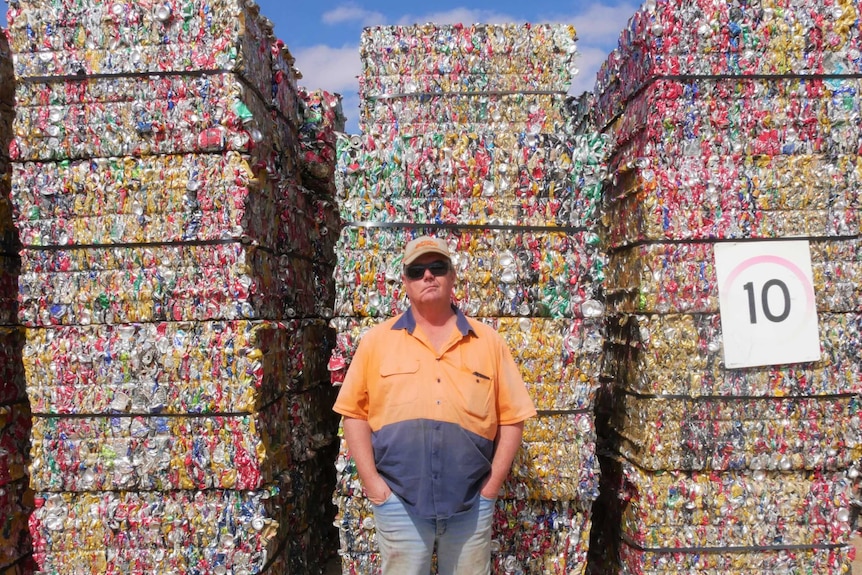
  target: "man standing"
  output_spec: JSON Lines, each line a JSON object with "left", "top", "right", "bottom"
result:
{"left": 333, "top": 235, "right": 536, "bottom": 575}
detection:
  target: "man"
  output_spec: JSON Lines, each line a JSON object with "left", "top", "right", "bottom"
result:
{"left": 333, "top": 235, "right": 536, "bottom": 575}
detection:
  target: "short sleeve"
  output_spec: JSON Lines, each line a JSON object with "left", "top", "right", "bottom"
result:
{"left": 332, "top": 334, "right": 372, "bottom": 420}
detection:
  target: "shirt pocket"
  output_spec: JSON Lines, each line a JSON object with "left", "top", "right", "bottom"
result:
{"left": 455, "top": 366, "right": 493, "bottom": 420}
{"left": 377, "top": 357, "right": 421, "bottom": 407}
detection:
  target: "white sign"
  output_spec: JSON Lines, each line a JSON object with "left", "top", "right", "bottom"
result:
{"left": 714, "top": 240, "right": 821, "bottom": 369}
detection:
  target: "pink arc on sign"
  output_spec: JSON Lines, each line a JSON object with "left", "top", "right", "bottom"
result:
{"left": 723, "top": 254, "right": 816, "bottom": 315}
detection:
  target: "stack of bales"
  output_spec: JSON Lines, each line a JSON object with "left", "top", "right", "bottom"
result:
{"left": 6, "top": 1, "right": 340, "bottom": 573}
{"left": 0, "top": 27, "right": 33, "bottom": 575}
{"left": 590, "top": 1, "right": 862, "bottom": 573}
{"left": 293, "top": 86, "right": 348, "bottom": 565}
{"left": 329, "top": 23, "right": 609, "bottom": 574}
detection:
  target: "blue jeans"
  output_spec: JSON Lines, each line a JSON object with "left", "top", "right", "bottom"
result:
{"left": 372, "top": 493, "right": 495, "bottom": 575}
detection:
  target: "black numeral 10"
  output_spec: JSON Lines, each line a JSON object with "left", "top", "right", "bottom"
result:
{"left": 743, "top": 280, "right": 791, "bottom": 324}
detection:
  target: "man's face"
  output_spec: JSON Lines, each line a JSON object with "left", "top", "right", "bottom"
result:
{"left": 402, "top": 254, "right": 455, "bottom": 307}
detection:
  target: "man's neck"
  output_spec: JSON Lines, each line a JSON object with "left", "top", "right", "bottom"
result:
{"left": 412, "top": 303, "right": 455, "bottom": 328}
{"left": 412, "top": 304, "right": 457, "bottom": 354}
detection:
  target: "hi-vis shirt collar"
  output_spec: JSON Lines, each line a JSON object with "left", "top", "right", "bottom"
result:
{"left": 392, "top": 305, "right": 475, "bottom": 337}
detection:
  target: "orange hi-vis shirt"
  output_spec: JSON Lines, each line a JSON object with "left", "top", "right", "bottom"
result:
{"left": 333, "top": 306, "right": 536, "bottom": 519}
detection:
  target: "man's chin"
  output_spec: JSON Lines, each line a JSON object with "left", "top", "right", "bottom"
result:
{"left": 415, "top": 288, "right": 445, "bottom": 302}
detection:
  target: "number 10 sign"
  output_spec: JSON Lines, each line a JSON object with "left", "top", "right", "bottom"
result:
{"left": 714, "top": 240, "right": 821, "bottom": 369}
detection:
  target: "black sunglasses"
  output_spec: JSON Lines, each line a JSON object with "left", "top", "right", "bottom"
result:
{"left": 404, "top": 260, "right": 450, "bottom": 280}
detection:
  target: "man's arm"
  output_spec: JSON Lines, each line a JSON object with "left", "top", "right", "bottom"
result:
{"left": 480, "top": 421, "right": 525, "bottom": 499}
{"left": 342, "top": 416, "right": 392, "bottom": 505}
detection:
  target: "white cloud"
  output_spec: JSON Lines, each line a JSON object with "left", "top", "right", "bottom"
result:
{"left": 293, "top": 44, "right": 361, "bottom": 96}
{"left": 322, "top": 3, "right": 386, "bottom": 27}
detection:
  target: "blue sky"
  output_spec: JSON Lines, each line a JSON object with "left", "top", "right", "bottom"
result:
{"left": 1, "top": 0, "right": 641, "bottom": 133}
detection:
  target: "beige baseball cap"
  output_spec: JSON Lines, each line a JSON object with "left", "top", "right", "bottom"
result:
{"left": 402, "top": 236, "right": 451, "bottom": 266}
